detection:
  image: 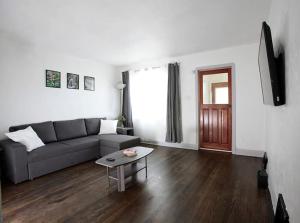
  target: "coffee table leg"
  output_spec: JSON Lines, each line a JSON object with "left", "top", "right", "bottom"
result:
{"left": 131, "top": 162, "right": 137, "bottom": 182}
{"left": 117, "top": 165, "right": 125, "bottom": 192}
{"left": 145, "top": 157, "right": 148, "bottom": 179}
{"left": 106, "top": 167, "right": 110, "bottom": 188}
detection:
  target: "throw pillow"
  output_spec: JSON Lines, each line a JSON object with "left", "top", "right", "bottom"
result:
{"left": 99, "top": 120, "right": 118, "bottom": 134}
{"left": 5, "top": 126, "right": 45, "bottom": 152}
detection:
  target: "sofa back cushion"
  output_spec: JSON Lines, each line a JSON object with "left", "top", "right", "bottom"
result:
{"left": 9, "top": 121, "right": 57, "bottom": 144}
{"left": 54, "top": 119, "right": 87, "bottom": 141}
{"left": 85, "top": 118, "right": 100, "bottom": 135}
{"left": 84, "top": 117, "right": 106, "bottom": 135}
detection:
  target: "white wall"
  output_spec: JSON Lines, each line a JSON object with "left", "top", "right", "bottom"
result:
{"left": 0, "top": 34, "right": 120, "bottom": 139}
{"left": 118, "top": 43, "right": 266, "bottom": 155}
{"left": 266, "top": 0, "right": 300, "bottom": 221}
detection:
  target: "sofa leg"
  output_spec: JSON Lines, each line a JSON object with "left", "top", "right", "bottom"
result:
{"left": 27, "top": 164, "right": 34, "bottom": 181}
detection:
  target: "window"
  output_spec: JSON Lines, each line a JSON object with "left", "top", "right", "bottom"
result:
{"left": 130, "top": 66, "right": 168, "bottom": 142}
{"left": 202, "top": 73, "right": 229, "bottom": 104}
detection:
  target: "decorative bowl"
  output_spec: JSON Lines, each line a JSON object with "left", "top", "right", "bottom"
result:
{"left": 123, "top": 148, "right": 137, "bottom": 157}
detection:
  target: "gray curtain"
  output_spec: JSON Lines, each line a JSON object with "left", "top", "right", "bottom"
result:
{"left": 166, "top": 63, "right": 183, "bottom": 143}
{"left": 122, "top": 71, "right": 133, "bottom": 128}
{"left": 0, "top": 176, "right": 2, "bottom": 223}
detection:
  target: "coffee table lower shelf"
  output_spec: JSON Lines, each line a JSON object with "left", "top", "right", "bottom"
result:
{"left": 106, "top": 158, "right": 148, "bottom": 192}
{"left": 108, "top": 163, "right": 145, "bottom": 180}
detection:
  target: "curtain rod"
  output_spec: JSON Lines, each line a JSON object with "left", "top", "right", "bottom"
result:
{"left": 123, "top": 61, "right": 181, "bottom": 73}
{"left": 133, "top": 66, "right": 163, "bottom": 73}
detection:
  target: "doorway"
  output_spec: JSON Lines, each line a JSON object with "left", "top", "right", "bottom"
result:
{"left": 198, "top": 67, "right": 232, "bottom": 151}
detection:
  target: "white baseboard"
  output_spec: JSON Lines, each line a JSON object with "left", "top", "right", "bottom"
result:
{"left": 199, "top": 147, "right": 232, "bottom": 153}
{"left": 141, "top": 140, "right": 198, "bottom": 150}
{"left": 233, "top": 148, "right": 265, "bottom": 158}
{"left": 142, "top": 141, "right": 265, "bottom": 158}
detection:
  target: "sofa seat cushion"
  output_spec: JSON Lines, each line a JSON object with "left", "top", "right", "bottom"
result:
{"left": 28, "top": 142, "right": 73, "bottom": 163}
{"left": 61, "top": 136, "right": 100, "bottom": 151}
{"left": 28, "top": 137, "right": 99, "bottom": 163}
{"left": 9, "top": 121, "right": 57, "bottom": 144}
{"left": 54, "top": 119, "right": 87, "bottom": 141}
{"left": 97, "top": 134, "right": 140, "bottom": 150}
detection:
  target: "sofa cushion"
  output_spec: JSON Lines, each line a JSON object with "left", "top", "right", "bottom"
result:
{"left": 85, "top": 118, "right": 100, "bottom": 135}
{"left": 28, "top": 142, "right": 73, "bottom": 163}
{"left": 84, "top": 117, "right": 106, "bottom": 135}
{"left": 61, "top": 136, "right": 100, "bottom": 151}
{"left": 54, "top": 119, "right": 87, "bottom": 141}
{"left": 9, "top": 121, "right": 57, "bottom": 144}
{"left": 28, "top": 136, "right": 99, "bottom": 163}
{"left": 97, "top": 134, "right": 140, "bottom": 150}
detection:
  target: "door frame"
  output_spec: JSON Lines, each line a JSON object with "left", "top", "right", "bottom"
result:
{"left": 197, "top": 65, "right": 235, "bottom": 153}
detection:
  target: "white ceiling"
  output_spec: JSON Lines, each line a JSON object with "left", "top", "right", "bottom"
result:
{"left": 0, "top": 0, "right": 271, "bottom": 66}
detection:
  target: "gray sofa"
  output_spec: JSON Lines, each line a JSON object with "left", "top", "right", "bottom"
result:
{"left": 0, "top": 118, "right": 140, "bottom": 184}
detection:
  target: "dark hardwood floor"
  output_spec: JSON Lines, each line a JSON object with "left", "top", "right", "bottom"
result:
{"left": 2, "top": 145, "right": 273, "bottom": 223}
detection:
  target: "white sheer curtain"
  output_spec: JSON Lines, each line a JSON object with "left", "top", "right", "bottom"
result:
{"left": 130, "top": 66, "right": 168, "bottom": 142}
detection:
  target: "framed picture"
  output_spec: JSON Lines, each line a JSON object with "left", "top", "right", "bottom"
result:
{"left": 84, "top": 76, "right": 95, "bottom": 91}
{"left": 46, "top": 70, "right": 61, "bottom": 88}
{"left": 67, "top": 73, "right": 79, "bottom": 89}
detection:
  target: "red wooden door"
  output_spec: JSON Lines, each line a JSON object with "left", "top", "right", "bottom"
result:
{"left": 198, "top": 68, "right": 232, "bottom": 151}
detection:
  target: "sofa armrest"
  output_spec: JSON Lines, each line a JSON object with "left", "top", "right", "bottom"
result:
{"left": 0, "top": 139, "right": 29, "bottom": 184}
{"left": 116, "top": 127, "right": 134, "bottom": 136}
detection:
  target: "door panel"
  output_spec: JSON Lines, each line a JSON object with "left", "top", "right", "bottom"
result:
{"left": 203, "top": 108, "right": 209, "bottom": 142}
{"left": 220, "top": 107, "right": 230, "bottom": 145}
{"left": 211, "top": 109, "right": 218, "bottom": 143}
{"left": 199, "top": 68, "right": 232, "bottom": 151}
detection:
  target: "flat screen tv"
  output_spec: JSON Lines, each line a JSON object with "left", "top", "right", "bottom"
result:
{"left": 258, "top": 21, "right": 285, "bottom": 106}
